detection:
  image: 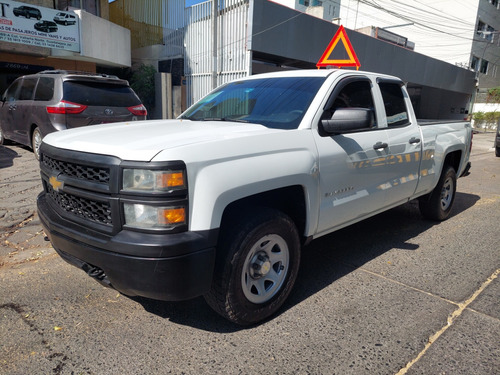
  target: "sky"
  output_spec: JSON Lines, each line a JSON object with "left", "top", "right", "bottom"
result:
{"left": 185, "top": 0, "right": 205, "bottom": 6}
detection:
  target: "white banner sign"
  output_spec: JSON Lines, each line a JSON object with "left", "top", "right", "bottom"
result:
{"left": 0, "top": 0, "right": 80, "bottom": 52}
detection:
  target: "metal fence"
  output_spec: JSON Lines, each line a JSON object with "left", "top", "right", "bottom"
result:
{"left": 184, "top": 0, "right": 250, "bottom": 106}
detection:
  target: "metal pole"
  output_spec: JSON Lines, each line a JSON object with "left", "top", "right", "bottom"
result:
{"left": 212, "top": 0, "right": 218, "bottom": 90}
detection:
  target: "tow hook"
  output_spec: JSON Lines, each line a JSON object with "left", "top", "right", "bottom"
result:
{"left": 87, "top": 266, "right": 106, "bottom": 280}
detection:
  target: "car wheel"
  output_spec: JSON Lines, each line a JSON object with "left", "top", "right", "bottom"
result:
{"left": 495, "top": 147, "right": 500, "bottom": 157}
{"left": 31, "top": 127, "right": 42, "bottom": 160}
{"left": 419, "top": 165, "right": 457, "bottom": 221}
{"left": 205, "top": 207, "right": 300, "bottom": 325}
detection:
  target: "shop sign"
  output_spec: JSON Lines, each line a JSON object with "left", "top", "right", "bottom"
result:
{"left": 0, "top": 0, "right": 80, "bottom": 52}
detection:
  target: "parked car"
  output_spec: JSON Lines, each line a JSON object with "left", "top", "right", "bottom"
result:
{"left": 13, "top": 5, "right": 41, "bottom": 20}
{"left": 53, "top": 12, "right": 77, "bottom": 26}
{"left": 0, "top": 70, "right": 147, "bottom": 159}
{"left": 34, "top": 20, "right": 58, "bottom": 33}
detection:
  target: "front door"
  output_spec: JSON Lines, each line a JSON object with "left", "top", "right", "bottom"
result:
{"left": 314, "top": 77, "right": 392, "bottom": 235}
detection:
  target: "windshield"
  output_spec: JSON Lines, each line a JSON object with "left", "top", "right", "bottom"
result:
{"left": 181, "top": 76, "right": 326, "bottom": 130}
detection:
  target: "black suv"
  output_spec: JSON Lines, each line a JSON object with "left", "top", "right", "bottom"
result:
{"left": 13, "top": 5, "right": 42, "bottom": 20}
{"left": 0, "top": 70, "right": 147, "bottom": 160}
{"left": 34, "top": 20, "right": 58, "bottom": 33}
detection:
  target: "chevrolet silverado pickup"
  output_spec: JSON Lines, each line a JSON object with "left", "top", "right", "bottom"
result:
{"left": 37, "top": 69, "right": 472, "bottom": 325}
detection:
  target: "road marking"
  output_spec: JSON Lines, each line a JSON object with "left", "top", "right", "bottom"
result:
{"left": 394, "top": 268, "right": 500, "bottom": 375}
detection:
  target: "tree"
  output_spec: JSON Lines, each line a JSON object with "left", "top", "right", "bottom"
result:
{"left": 130, "top": 64, "right": 156, "bottom": 117}
{"left": 487, "top": 87, "right": 500, "bottom": 104}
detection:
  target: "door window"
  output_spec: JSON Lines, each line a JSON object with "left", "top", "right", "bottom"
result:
{"left": 3, "top": 80, "right": 22, "bottom": 102}
{"left": 323, "top": 79, "right": 376, "bottom": 129}
{"left": 379, "top": 82, "right": 410, "bottom": 127}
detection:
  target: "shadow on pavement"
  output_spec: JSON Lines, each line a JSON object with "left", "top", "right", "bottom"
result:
{"left": 132, "top": 192, "right": 480, "bottom": 332}
{"left": 0, "top": 145, "right": 20, "bottom": 169}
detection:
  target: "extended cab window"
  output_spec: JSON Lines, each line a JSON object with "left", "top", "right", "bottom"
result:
{"left": 379, "top": 82, "right": 410, "bottom": 127}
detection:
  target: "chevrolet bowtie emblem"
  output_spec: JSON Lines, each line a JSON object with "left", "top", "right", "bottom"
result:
{"left": 49, "top": 175, "right": 64, "bottom": 192}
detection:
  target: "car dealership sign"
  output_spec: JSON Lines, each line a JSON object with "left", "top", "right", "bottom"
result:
{"left": 0, "top": 0, "right": 80, "bottom": 52}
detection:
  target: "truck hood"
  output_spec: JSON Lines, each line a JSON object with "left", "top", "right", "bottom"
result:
{"left": 42, "top": 119, "right": 279, "bottom": 161}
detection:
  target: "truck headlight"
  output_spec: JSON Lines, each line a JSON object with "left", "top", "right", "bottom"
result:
{"left": 123, "top": 203, "right": 186, "bottom": 229}
{"left": 123, "top": 169, "right": 185, "bottom": 192}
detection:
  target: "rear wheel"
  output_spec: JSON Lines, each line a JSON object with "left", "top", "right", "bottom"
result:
{"left": 31, "top": 127, "right": 42, "bottom": 160}
{"left": 419, "top": 165, "right": 456, "bottom": 221}
{"left": 205, "top": 208, "right": 300, "bottom": 325}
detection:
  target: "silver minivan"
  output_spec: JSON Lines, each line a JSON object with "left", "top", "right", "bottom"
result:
{"left": 53, "top": 12, "right": 77, "bottom": 25}
{"left": 0, "top": 70, "right": 147, "bottom": 159}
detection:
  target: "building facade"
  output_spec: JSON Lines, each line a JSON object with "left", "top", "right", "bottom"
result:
{"left": 339, "top": 0, "right": 500, "bottom": 108}
{"left": 1, "top": 0, "right": 481, "bottom": 121}
{"left": 0, "top": 0, "right": 131, "bottom": 94}
{"left": 271, "top": 0, "right": 341, "bottom": 21}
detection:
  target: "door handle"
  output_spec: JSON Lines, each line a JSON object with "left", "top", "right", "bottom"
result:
{"left": 373, "top": 141, "right": 388, "bottom": 150}
{"left": 409, "top": 137, "right": 421, "bottom": 144}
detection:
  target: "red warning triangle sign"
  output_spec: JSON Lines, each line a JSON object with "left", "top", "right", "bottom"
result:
{"left": 317, "top": 25, "right": 361, "bottom": 69}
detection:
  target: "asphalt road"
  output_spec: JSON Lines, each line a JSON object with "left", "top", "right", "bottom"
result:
{"left": 0, "top": 132, "right": 499, "bottom": 375}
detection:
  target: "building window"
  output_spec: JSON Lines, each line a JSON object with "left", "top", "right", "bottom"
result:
{"left": 486, "top": 26, "right": 495, "bottom": 42}
{"left": 480, "top": 59, "right": 489, "bottom": 74}
{"left": 471, "top": 56, "right": 479, "bottom": 71}
{"left": 477, "top": 20, "right": 486, "bottom": 36}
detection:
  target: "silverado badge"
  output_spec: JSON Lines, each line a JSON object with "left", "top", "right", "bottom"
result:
{"left": 49, "top": 175, "right": 64, "bottom": 192}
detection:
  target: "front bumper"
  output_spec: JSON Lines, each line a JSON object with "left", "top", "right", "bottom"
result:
{"left": 38, "top": 192, "right": 217, "bottom": 301}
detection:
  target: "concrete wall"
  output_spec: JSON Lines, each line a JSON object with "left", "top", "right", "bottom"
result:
{"left": 75, "top": 10, "right": 131, "bottom": 67}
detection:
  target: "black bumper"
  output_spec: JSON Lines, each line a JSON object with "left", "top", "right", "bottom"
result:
{"left": 37, "top": 193, "right": 217, "bottom": 301}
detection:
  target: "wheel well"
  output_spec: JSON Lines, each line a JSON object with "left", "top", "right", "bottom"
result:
{"left": 443, "top": 150, "right": 462, "bottom": 173}
{"left": 29, "top": 124, "right": 38, "bottom": 146}
{"left": 221, "top": 185, "right": 307, "bottom": 240}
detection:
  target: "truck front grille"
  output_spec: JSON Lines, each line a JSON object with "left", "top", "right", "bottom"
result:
{"left": 47, "top": 185, "right": 112, "bottom": 226}
{"left": 42, "top": 154, "right": 110, "bottom": 184}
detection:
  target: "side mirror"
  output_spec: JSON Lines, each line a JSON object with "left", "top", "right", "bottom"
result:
{"left": 320, "top": 108, "right": 374, "bottom": 135}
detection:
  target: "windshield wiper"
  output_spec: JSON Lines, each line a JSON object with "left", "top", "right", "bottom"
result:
{"left": 186, "top": 117, "right": 250, "bottom": 123}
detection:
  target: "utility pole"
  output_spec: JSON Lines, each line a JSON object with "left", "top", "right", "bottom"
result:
{"left": 212, "top": 0, "right": 218, "bottom": 90}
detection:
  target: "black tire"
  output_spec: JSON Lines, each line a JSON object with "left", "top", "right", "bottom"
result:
{"left": 205, "top": 207, "right": 301, "bottom": 325}
{"left": 495, "top": 147, "right": 500, "bottom": 157}
{"left": 31, "top": 127, "right": 42, "bottom": 161}
{"left": 419, "top": 165, "right": 457, "bottom": 221}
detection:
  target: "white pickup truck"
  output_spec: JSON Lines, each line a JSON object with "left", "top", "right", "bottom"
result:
{"left": 37, "top": 69, "right": 472, "bottom": 325}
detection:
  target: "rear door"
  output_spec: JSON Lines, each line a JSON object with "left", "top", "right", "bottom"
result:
{"left": 313, "top": 76, "right": 392, "bottom": 235}
{"left": 62, "top": 80, "right": 143, "bottom": 128}
{"left": 377, "top": 79, "right": 422, "bottom": 206}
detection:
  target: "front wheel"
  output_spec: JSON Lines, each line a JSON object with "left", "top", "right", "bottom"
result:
{"left": 419, "top": 165, "right": 457, "bottom": 221}
{"left": 31, "top": 127, "right": 42, "bottom": 160}
{"left": 205, "top": 208, "right": 300, "bottom": 325}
